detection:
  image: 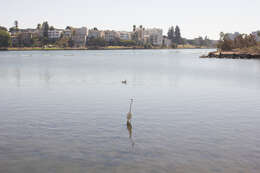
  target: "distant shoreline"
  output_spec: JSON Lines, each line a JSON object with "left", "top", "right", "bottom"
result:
{"left": 1, "top": 46, "right": 214, "bottom": 51}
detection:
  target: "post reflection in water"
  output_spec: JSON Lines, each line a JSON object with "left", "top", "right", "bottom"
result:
{"left": 126, "top": 99, "right": 135, "bottom": 149}
{"left": 14, "top": 68, "right": 21, "bottom": 88}
{"left": 127, "top": 120, "right": 135, "bottom": 149}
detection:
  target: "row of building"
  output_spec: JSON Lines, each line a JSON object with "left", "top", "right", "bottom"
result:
{"left": 9, "top": 25, "right": 172, "bottom": 47}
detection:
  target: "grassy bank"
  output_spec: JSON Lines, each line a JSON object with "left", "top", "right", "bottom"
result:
{"left": 177, "top": 44, "right": 209, "bottom": 49}
{"left": 233, "top": 44, "right": 260, "bottom": 54}
{"left": 7, "top": 46, "right": 143, "bottom": 51}
{"left": 7, "top": 47, "right": 88, "bottom": 51}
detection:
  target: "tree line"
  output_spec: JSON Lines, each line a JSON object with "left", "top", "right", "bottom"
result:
{"left": 217, "top": 32, "right": 260, "bottom": 51}
{"left": 167, "top": 25, "right": 182, "bottom": 47}
{"left": 0, "top": 26, "right": 10, "bottom": 48}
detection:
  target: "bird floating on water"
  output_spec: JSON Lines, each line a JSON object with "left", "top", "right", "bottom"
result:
{"left": 122, "top": 80, "right": 127, "bottom": 84}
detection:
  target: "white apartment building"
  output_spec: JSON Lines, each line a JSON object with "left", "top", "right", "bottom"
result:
{"left": 119, "top": 31, "right": 132, "bottom": 40}
{"left": 72, "top": 27, "right": 88, "bottom": 47}
{"left": 143, "top": 34, "right": 150, "bottom": 44}
{"left": 48, "top": 30, "right": 62, "bottom": 40}
{"left": 88, "top": 29, "right": 104, "bottom": 39}
{"left": 63, "top": 29, "right": 72, "bottom": 38}
{"left": 133, "top": 26, "right": 145, "bottom": 41}
{"left": 144, "top": 28, "right": 163, "bottom": 46}
{"left": 163, "top": 37, "right": 172, "bottom": 47}
{"left": 104, "top": 30, "right": 120, "bottom": 42}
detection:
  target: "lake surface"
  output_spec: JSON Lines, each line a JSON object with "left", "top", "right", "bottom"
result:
{"left": 0, "top": 49, "right": 260, "bottom": 173}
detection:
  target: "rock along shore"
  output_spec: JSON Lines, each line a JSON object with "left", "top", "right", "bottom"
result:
{"left": 201, "top": 51, "right": 260, "bottom": 59}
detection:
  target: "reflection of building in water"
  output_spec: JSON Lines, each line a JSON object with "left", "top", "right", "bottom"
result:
{"left": 39, "top": 69, "right": 52, "bottom": 86}
{"left": 14, "top": 68, "right": 21, "bottom": 88}
{"left": 44, "top": 70, "right": 51, "bottom": 84}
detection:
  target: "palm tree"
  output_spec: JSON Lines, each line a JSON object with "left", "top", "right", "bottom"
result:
{"left": 37, "top": 24, "right": 41, "bottom": 30}
{"left": 14, "top": 20, "right": 18, "bottom": 29}
{"left": 219, "top": 32, "right": 225, "bottom": 41}
{"left": 133, "top": 25, "right": 136, "bottom": 32}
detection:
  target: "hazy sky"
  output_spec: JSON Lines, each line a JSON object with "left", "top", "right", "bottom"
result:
{"left": 1, "top": 0, "right": 259, "bottom": 39}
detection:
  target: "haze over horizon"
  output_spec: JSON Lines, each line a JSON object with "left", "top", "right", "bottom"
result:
{"left": 1, "top": 0, "right": 259, "bottom": 40}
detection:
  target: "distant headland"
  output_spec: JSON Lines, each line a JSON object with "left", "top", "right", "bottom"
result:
{"left": 202, "top": 32, "right": 260, "bottom": 59}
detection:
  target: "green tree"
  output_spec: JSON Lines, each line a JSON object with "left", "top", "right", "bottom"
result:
{"left": 86, "top": 37, "right": 106, "bottom": 47}
{"left": 167, "top": 26, "right": 175, "bottom": 40}
{"left": 219, "top": 32, "right": 225, "bottom": 41}
{"left": 204, "top": 36, "right": 212, "bottom": 47}
{"left": 14, "top": 20, "right": 18, "bottom": 29}
{"left": 68, "top": 38, "right": 74, "bottom": 47}
{"left": 32, "top": 34, "right": 41, "bottom": 47}
{"left": 175, "top": 26, "right": 182, "bottom": 44}
{"left": 37, "top": 24, "right": 41, "bottom": 30}
{"left": 133, "top": 25, "right": 136, "bottom": 32}
{"left": 197, "top": 36, "right": 204, "bottom": 47}
{"left": 49, "top": 26, "right": 55, "bottom": 30}
{"left": 65, "top": 26, "right": 72, "bottom": 30}
{"left": 9, "top": 27, "right": 16, "bottom": 33}
{"left": 56, "top": 37, "right": 69, "bottom": 48}
{"left": 118, "top": 40, "right": 137, "bottom": 46}
{"left": 42, "top": 21, "right": 49, "bottom": 38}
{"left": 0, "top": 26, "right": 7, "bottom": 31}
{"left": 217, "top": 32, "right": 257, "bottom": 51}
{"left": 144, "top": 43, "right": 152, "bottom": 49}
{"left": 0, "top": 30, "right": 11, "bottom": 48}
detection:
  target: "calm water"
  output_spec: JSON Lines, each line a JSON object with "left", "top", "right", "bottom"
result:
{"left": 1, "top": 49, "right": 260, "bottom": 173}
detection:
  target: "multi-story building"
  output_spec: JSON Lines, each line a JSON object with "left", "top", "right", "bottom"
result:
{"left": 132, "top": 26, "right": 163, "bottom": 46}
{"left": 163, "top": 36, "right": 172, "bottom": 47}
{"left": 72, "top": 27, "right": 88, "bottom": 47}
{"left": 104, "top": 30, "right": 120, "bottom": 42}
{"left": 143, "top": 34, "right": 150, "bottom": 44}
{"left": 48, "top": 30, "right": 62, "bottom": 40}
{"left": 144, "top": 28, "right": 163, "bottom": 46}
{"left": 63, "top": 29, "right": 72, "bottom": 38}
{"left": 119, "top": 31, "right": 132, "bottom": 40}
{"left": 11, "top": 32, "right": 33, "bottom": 47}
{"left": 20, "top": 28, "right": 38, "bottom": 34}
{"left": 132, "top": 25, "right": 144, "bottom": 42}
{"left": 11, "top": 36, "right": 19, "bottom": 47}
{"left": 88, "top": 29, "right": 104, "bottom": 39}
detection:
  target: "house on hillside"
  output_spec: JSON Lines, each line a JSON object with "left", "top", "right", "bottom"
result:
{"left": 72, "top": 27, "right": 88, "bottom": 47}
{"left": 88, "top": 29, "right": 104, "bottom": 39}
{"left": 144, "top": 28, "right": 163, "bottom": 46}
{"left": 104, "top": 30, "right": 120, "bottom": 42}
{"left": 48, "top": 30, "right": 62, "bottom": 41}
